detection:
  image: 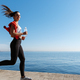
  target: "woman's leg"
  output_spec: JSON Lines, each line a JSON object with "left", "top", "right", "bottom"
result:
{"left": 0, "top": 59, "right": 17, "bottom": 66}
{"left": 18, "top": 45, "right": 25, "bottom": 77}
{"left": 0, "top": 39, "right": 20, "bottom": 66}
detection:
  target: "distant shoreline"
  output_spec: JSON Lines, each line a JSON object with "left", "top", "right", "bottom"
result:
{"left": 0, "top": 51, "right": 80, "bottom": 52}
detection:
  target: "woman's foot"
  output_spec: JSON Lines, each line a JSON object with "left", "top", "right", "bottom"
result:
{"left": 20, "top": 76, "right": 32, "bottom": 80}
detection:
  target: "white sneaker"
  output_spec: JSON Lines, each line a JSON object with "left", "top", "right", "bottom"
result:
{"left": 20, "top": 76, "right": 32, "bottom": 80}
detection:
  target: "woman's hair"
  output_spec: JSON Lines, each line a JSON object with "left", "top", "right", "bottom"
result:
{"left": 1, "top": 5, "right": 19, "bottom": 18}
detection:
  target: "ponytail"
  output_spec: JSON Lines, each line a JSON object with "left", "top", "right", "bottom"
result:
{"left": 1, "top": 5, "right": 19, "bottom": 18}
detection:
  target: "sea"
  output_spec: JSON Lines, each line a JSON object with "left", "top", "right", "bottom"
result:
{"left": 0, "top": 51, "right": 80, "bottom": 75}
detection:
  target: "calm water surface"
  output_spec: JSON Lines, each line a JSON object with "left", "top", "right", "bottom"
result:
{"left": 0, "top": 51, "right": 80, "bottom": 74}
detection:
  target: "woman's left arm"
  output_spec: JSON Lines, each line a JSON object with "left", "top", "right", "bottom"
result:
{"left": 20, "top": 36, "right": 25, "bottom": 40}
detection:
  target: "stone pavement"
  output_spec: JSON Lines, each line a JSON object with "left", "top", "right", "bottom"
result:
{"left": 0, "top": 70, "right": 80, "bottom": 80}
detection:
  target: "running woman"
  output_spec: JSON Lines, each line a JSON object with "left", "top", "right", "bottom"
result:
{"left": 0, "top": 5, "right": 32, "bottom": 80}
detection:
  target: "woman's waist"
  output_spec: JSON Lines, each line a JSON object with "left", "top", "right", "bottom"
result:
{"left": 14, "top": 37, "right": 21, "bottom": 40}
{"left": 11, "top": 37, "right": 21, "bottom": 43}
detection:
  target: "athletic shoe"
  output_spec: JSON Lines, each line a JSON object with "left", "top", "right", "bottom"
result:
{"left": 20, "top": 76, "right": 32, "bottom": 80}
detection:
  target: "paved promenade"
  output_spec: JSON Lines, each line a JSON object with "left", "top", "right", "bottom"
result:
{"left": 0, "top": 70, "right": 80, "bottom": 80}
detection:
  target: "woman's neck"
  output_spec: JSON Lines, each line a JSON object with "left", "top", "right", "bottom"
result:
{"left": 14, "top": 20, "right": 18, "bottom": 27}
{"left": 14, "top": 20, "right": 18, "bottom": 25}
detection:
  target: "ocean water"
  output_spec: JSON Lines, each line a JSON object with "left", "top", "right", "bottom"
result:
{"left": 0, "top": 51, "right": 80, "bottom": 75}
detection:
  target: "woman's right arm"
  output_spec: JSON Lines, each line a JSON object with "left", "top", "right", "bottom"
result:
{"left": 10, "top": 25, "right": 27, "bottom": 37}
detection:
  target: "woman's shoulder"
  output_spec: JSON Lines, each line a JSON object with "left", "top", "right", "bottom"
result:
{"left": 8, "top": 21, "right": 16, "bottom": 27}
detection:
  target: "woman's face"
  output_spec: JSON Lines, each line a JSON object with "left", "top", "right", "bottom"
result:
{"left": 13, "top": 12, "right": 21, "bottom": 21}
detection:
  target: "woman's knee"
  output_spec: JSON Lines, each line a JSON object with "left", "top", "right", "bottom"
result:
{"left": 21, "top": 57, "right": 25, "bottom": 63}
{"left": 11, "top": 59, "right": 17, "bottom": 65}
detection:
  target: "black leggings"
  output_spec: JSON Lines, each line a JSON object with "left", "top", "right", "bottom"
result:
{"left": 0, "top": 38, "right": 25, "bottom": 76}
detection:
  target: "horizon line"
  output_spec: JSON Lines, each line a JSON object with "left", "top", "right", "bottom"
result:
{"left": 0, "top": 51, "right": 80, "bottom": 52}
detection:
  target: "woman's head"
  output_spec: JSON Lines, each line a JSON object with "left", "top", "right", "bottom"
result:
{"left": 1, "top": 5, "right": 20, "bottom": 21}
{"left": 13, "top": 11, "right": 21, "bottom": 21}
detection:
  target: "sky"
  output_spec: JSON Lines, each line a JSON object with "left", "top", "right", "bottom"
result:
{"left": 0, "top": 0, "right": 80, "bottom": 51}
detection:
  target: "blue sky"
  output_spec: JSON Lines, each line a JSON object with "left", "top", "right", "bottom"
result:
{"left": 0, "top": 0, "right": 80, "bottom": 51}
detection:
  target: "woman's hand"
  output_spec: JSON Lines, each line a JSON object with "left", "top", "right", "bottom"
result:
{"left": 21, "top": 36, "right": 25, "bottom": 40}
{"left": 23, "top": 31, "right": 28, "bottom": 35}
